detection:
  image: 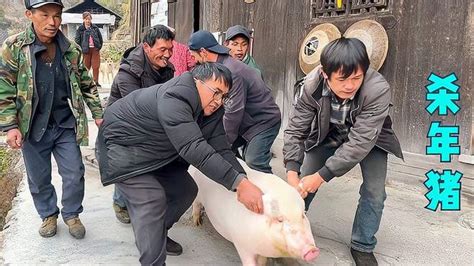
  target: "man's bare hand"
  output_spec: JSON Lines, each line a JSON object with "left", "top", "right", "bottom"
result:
{"left": 95, "top": 118, "right": 103, "bottom": 127}
{"left": 287, "top": 170, "right": 307, "bottom": 198}
{"left": 300, "top": 173, "right": 325, "bottom": 194}
{"left": 6, "top": 128, "right": 22, "bottom": 149}
{"left": 236, "top": 178, "right": 264, "bottom": 214}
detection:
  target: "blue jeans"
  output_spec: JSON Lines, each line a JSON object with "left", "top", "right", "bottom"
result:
{"left": 22, "top": 124, "right": 85, "bottom": 221}
{"left": 301, "top": 145, "right": 388, "bottom": 252}
{"left": 113, "top": 186, "right": 127, "bottom": 208}
{"left": 242, "top": 123, "right": 280, "bottom": 174}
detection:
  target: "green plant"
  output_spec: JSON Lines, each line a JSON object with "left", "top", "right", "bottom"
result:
{"left": 101, "top": 40, "right": 133, "bottom": 64}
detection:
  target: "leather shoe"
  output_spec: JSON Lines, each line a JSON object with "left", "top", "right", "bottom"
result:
{"left": 350, "top": 247, "right": 378, "bottom": 266}
{"left": 38, "top": 215, "right": 57, "bottom": 238}
{"left": 64, "top": 217, "right": 86, "bottom": 239}
{"left": 166, "top": 237, "right": 183, "bottom": 256}
{"left": 113, "top": 203, "right": 131, "bottom": 224}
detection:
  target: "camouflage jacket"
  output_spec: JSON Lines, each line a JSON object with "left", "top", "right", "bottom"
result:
{"left": 0, "top": 25, "right": 103, "bottom": 145}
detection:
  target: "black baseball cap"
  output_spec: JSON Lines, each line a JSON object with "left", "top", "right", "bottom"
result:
{"left": 225, "top": 25, "right": 251, "bottom": 41}
{"left": 25, "top": 0, "right": 64, "bottom": 10}
{"left": 188, "top": 30, "right": 229, "bottom": 55}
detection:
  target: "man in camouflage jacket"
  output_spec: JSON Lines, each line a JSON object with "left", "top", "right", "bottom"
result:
{"left": 0, "top": 0, "right": 103, "bottom": 239}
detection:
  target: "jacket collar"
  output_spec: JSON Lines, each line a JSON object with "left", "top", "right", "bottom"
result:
{"left": 178, "top": 72, "right": 204, "bottom": 115}
{"left": 217, "top": 54, "right": 230, "bottom": 64}
{"left": 23, "top": 24, "right": 36, "bottom": 46}
{"left": 311, "top": 75, "right": 325, "bottom": 101}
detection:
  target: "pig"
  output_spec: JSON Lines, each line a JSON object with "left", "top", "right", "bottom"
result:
{"left": 189, "top": 159, "right": 319, "bottom": 266}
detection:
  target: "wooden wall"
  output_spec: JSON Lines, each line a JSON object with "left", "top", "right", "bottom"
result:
{"left": 197, "top": 0, "right": 312, "bottom": 135}
{"left": 168, "top": 0, "right": 473, "bottom": 157}
{"left": 167, "top": 0, "right": 195, "bottom": 44}
{"left": 385, "top": 0, "right": 472, "bottom": 156}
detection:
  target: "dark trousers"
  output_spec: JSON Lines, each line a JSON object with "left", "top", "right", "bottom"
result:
{"left": 22, "top": 124, "right": 85, "bottom": 221}
{"left": 115, "top": 162, "right": 198, "bottom": 265}
{"left": 301, "top": 145, "right": 388, "bottom": 252}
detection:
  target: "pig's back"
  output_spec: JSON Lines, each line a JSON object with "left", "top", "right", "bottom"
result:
{"left": 189, "top": 160, "right": 304, "bottom": 242}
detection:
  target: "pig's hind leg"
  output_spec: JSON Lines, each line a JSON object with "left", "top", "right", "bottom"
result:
{"left": 192, "top": 200, "right": 204, "bottom": 226}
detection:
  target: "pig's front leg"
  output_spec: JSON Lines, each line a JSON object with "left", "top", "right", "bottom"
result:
{"left": 235, "top": 245, "right": 264, "bottom": 266}
{"left": 192, "top": 200, "right": 204, "bottom": 226}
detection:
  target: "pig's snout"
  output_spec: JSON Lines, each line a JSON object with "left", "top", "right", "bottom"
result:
{"left": 302, "top": 246, "right": 319, "bottom": 262}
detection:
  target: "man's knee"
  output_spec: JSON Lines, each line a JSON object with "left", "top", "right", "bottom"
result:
{"left": 359, "top": 184, "right": 387, "bottom": 206}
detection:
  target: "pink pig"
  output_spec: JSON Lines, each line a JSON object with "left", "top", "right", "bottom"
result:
{"left": 190, "top": 159, "right": 319, "bottom": 265}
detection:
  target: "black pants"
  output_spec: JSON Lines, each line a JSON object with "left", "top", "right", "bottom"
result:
{"left": 116, "top": 162, "right": 198, "bottom": 265}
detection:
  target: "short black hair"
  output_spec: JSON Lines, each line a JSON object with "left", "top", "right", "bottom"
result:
{"left": 320, "top": 37, "right": 370, "bottom": 79}
{"left": 142, "top": 25, "right": 174, "bottom": 47}
{"left": 191, "top": 63, "right": 233, "bottom": 89}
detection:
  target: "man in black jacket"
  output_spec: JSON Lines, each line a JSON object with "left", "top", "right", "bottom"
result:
{"left": 103, "top": 25, "right": 174, "bottom": 226}
{"left": 188, "top": 30, "right": 281, "bottom": 174}
{"left": 283, "top": 38, "right": 403, "bottom": 266}
{"left": 98, "top": 63, "right": 264, "bottom": 265}
{"left": 107, "top": 25, "right": 174, "bottom": 106}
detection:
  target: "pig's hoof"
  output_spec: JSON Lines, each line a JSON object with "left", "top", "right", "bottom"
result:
{"left": 192, "top": 213, "right": 203, "bottom": 226}
{"left": 192, "top": 201, "right": 204, "bottom": 226}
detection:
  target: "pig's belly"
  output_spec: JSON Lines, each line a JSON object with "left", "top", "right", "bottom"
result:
{"left": 197, "top": 179, "right": 243, "bottom": 242}
{"left": 195, "top": 176, "right": 278, "bottom": 257}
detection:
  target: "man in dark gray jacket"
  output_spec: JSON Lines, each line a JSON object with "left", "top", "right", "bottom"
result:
{"left": 105, "top": 25, "right": 174, "bottom": 226}
{"left": 283, "top": 38, "right": 403, "bottom": 266}
{"left": 98, "top": 63, "right": 264, "bottom": 265}
{"left": 188, "top": 30, "right": 281, "bottom": 174}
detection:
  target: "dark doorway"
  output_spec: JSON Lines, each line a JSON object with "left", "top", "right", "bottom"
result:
{"left": 193, "top": 0, "right": 200, "bottom": 32}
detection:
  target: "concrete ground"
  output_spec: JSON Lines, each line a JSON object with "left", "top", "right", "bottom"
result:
{"left": 1, "top": 107, "right": 473, "bottom": 265}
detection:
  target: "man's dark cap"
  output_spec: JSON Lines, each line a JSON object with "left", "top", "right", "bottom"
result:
{"left": 225, "top": 25, "right": 250, "bottom": 41}
{"left": 188, "top": 30, "right": 229, "bottom": 55}
{"left": 25, "top": 0, "right": 64, "bottom": 10}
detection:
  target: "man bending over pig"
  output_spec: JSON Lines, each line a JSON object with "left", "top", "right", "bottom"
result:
{"left": 98, "top": 63, "right": 264, "bottom": 265}
{"left": 283, "top": 37, "right": 403, "bottom": 266}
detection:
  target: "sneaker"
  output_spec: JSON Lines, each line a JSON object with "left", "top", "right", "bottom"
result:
{"left": 38, "top": 215, "right": 57, "bottom": 238}
{"left": 350, "top": 247, "right": 378, "bottom": 266}
{"left": 64, "top": 217, "right": 86, "bottom": 239}
{"left": 95, "top": 82, "right": 102, "bottom": 87}
{"left": 113, "top": 202, "right": 131, "bottom": 224}
{"left": 166, "top": 237, "right": 183, "bottom": 256}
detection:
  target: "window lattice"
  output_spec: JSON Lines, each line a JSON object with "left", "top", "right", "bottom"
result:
{"left": 311, "top": 0, "right": 389, "bottom": 19}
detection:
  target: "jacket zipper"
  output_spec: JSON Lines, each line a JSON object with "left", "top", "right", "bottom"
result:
{"left": 306, "top": 100, "right": 322, "bottom": 151}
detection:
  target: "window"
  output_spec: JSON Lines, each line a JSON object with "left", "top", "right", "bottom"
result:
{"left": 311, "top": 0, "right": 389, "bottom": 19}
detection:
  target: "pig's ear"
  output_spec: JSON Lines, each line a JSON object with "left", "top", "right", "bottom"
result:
{"left": 262, "top": 194, "right": 280, "bottom": 217}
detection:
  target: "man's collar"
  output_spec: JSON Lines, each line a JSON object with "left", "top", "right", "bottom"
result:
{"left": 217, "top": 54, "right": 225, "bottom": 63}
{"left": 242, "top": 53, "right": 250, "bottom": 63}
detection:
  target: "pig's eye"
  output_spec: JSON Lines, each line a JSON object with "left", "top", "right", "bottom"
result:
{"left": 277, "top": 216, "right": 284, "bottom": 223}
